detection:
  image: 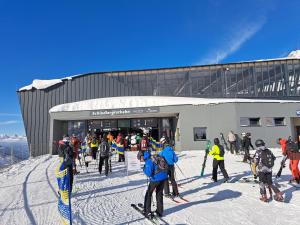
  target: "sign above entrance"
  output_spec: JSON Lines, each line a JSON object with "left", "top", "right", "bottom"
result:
{"left": 90, "top": 107, "right": 160, "bottom": 117}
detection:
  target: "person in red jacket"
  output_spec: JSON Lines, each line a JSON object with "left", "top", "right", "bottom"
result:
{"left": 71, "top": 134, "right": 80, "bottom": 174}
{"left": 279, "top": 137, "right": 300, "bottom": 184}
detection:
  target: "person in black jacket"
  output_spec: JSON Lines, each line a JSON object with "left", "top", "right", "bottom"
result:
{"left": 58, "top": 135, "right": 74, "bottom": 192}
{"left": 98, "top": 136, "right": 110, "bottom": 176}
{"left": 242, "top": 132, "right": 254, "bottom": 162}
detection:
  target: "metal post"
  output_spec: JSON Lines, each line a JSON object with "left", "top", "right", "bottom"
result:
{"left": 11, "top": 145, "right": 13, "bottom": 164}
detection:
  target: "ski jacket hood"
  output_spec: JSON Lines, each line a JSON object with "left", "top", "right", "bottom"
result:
{"left": 159, "top": 145, "right": 178, "bottom": 165}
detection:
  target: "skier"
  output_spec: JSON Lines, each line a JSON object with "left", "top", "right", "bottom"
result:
{"left": 143, "top": 151, "right": 168, "bottom": 218}
{"left": 283, "top": 138, "right": 300, "bottom": 184}
{"left": 71, "top": 134, "right": 80, "bottom": 174}
{"left": 98, "top": 136, "right": 110, "bottom": 176}
{"left": 159, "top": 137, "right": 179, "bottom": 198}
{"left": 242, "top": 132, "right": 254, "bottom": 162}
{"left": 90, "top": 136, "right": 99, "bottom": 160}
{"left": 252, "top": 139, "right": 283, "bottom": 202}
{"left": 138, "top": 134, "right": 149, "bottom": 161}
{"left": 58, "top": 135, "right": 74, "bottom": 192}
{"left": 209, "top": 138, "right": 229, "bottom": 182}
{"left": 227, "top": 131, "right": 237, "bottom": 154}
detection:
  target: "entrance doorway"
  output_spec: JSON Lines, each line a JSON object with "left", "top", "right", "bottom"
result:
{"left": 296, "top": 126, "right": 300, "bottom": 148}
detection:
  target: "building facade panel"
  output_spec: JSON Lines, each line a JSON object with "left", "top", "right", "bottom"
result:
{"left": 18, "top": 59, "right": 300, "bottom": 156}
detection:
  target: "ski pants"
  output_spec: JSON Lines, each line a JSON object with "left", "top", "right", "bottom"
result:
{"left": 91, "top": 147, "right": 98, "bottom": 160}
{"left": 289, "top": 159, "right": 300, "bottom": 180}
{"left": 164, "top": 165, "right": 179, "bottom": 196}
{"left": 144, "top": 180, "right": 165, "bottom": 215}
{"left": 99, "top": 156, "right": 109, "bottom": 176}
{"left": 118, "top": 153, "right": 125, "bottom": 162}
{"left": 258, "top": 172, "right": 280, "bottom": 195}
{"left": 67, "top": 166, "right": 74, "bottom": 193}
{"left": 229, "top": 141, "right": 237, "bottom": 154}
{"left": 243, "top": 148, "right": 250, "bottom": 162}
{"left": 212, "top": 159, "right": 229, "bottom": 181}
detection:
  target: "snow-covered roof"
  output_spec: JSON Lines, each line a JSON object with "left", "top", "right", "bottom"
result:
{"left": 49, "top": 96, "right": 300, "bottom": 113}
{"left": 287, "top": 50, "right": 300, "bottom": 58}
{"left": 18, "top": 74, "right": 82, "bottom": 91}
{"left": 19, "top": 79, "right": 63, "bottom": 91}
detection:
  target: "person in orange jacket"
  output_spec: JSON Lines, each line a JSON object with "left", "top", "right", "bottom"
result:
{"left": 279, "top": 137, "right": 300, "bottom": 184}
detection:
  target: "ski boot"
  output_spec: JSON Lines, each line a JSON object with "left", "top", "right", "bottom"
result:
{"left": 274, "top": 192, "right": 284, "bottom": 202}
{"left": 259, "top": 194, "right": 268, "bottom": 202}
{"left": 154, "top": 210, "right": 163, "bottom": 218}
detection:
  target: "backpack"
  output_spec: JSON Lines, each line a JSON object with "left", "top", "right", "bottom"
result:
{"left": 100, "top": 143, "right": 109, "bottom": 157}
{"left": 152, "top": 155, "right": 168, "bottom": 174}
{"left": 260, "top": 149, "right": 275, "bottom": 168}
{"left": 287, "top": 141, "right": 299, "bottom": 152}
{"left": 141, "top": 139, "right": 148, "bottom": 150}
{"left": 218, "top": 145, "right": 225, "bottom": 157}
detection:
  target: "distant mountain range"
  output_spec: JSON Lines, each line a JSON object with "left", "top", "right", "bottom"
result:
{"left": 0, "top": 134, "right": 27, "bottom": 141}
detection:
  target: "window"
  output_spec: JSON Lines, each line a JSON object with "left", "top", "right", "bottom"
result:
{"left": 249, "top": 118, "right": 260, "bottom": 126}
{"left": 265, "top": 117, "right": 286, "bottom": 126}
{"left": 274, "top": 117, "right": 285, "bottom": 126}
{"left": 240, "top": 117, "right": 261, "bottom": 127}
{"left": 194, "top": 127, "right": 207, "bottom": 141}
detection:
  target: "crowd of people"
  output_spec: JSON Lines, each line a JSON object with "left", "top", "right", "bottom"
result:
{"left": 56, "top": 129, "right": 300, "bottom": 219}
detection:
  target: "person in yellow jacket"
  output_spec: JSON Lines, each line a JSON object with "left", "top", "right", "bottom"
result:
{"left": 90, "top": 136, "right": 99, "bottom": 160}
{"left": 209, "top": 138, "right": 229, "bottom": 182}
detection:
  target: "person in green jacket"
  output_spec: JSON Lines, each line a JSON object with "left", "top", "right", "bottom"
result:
{"left": 209, "top": 138, "right": 229, "bottom": 182}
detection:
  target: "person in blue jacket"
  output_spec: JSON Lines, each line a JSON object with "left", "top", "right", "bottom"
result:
{"left": 158, "top": 137, "right": 179, "bottom": 197}
{"left": 143, "top": 151, "right": 168, "bottom": 218}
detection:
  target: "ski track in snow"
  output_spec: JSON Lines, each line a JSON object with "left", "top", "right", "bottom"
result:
{"left": 1, "top": 149, "right": 300, "bottom": 225}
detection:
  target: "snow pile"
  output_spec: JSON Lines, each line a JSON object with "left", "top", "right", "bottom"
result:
{"left": 18, "top": 74, "right": 83, "bottom": 91}
{"left": 0, "top": 149, "right": 299, "bottom": 225}
{"left": 287, "top": 50, "right": 300, "bottom": 58}
{"left": 19, "top": 79, "right": 63, "bottom": 91}
{"left": 49, "top": 96, "right": 300, "bottom": 113}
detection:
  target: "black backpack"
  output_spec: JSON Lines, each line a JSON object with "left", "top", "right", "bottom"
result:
{"left": 260, "top": 149, "right": 275, "bottom": 168}
{"left": 100, "top": 142, "right": 109, "bottom": 157}
{"left": 287, "top": 141, "right": 299, "bottom": 152}
{"left": 152, "top": 155, "right": 168, "bottom": 174}
{"left": 218, "top": 145, "right": 225, "bottom": 157}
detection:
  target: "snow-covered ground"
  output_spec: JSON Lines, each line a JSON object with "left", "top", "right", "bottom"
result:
{"left": 0, "top": 149, "right": 299, "bottom": 225}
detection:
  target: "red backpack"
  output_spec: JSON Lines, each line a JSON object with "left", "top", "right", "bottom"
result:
{"left": 141, "top": 139, "right": 148, "bottom": 150}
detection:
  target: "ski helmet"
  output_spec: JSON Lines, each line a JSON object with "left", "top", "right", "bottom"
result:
{"left": 214, "top": 138, "right": 220, "bottom": 145}
{"left": 255, "top": 139, "right": 265, "bottom": 147}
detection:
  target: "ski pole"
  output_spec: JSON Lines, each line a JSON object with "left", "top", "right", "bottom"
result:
{"left": 175, "top": 163, "right": 187, "bottom": 180}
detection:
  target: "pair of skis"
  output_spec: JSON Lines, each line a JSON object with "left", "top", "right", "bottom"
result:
{"left": 200, "top": 140, "right": 211, "bottom": 177}
{"left": 164, "top": 195, "right": 189, "bottom": 204}
{"left": 131, "top": 203, "right": 168, "bottom": 225}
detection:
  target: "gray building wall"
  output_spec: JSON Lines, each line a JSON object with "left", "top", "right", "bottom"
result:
{"left": 18, "top": 74, "right": 138, "bottom": 157}
{"left": 49, "top": 102, "right": 300, "bottom": 152}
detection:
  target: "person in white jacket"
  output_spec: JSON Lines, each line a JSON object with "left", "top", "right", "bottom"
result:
{"left": 227, "top": 131, "right": 237, "bottom": 154}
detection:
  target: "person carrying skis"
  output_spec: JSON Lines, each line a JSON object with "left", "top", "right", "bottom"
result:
{"left": 227, "top": 131, "right": 237, "bottom": 154}
{"left": 252, "top": 139, "right": 283, "bottom": 202}
{"left": 209, "top": 138, "right": 229, "bottom": 182}
{"left": 98, "top": 136, "right": 111, "bottom": 176}
{"left": 58, "top": 135, "right": 74, "bottom": 192}
{"left": 143, "top": 151, "right": 168, "bottom": 218}
{"left": 242, "top": 132, "right": 254, "bottom": 162}
{"left": 159, "top": 137, "right": 179, "bottom": 197}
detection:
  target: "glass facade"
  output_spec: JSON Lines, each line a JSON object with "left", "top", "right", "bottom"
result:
{"left": 109, "top": 59, "right": 300, "bottom": 99}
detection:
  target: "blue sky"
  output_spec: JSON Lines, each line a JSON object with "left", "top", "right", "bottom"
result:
{"left": 0, "top": 0, "right": 299, "bottom": 135}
